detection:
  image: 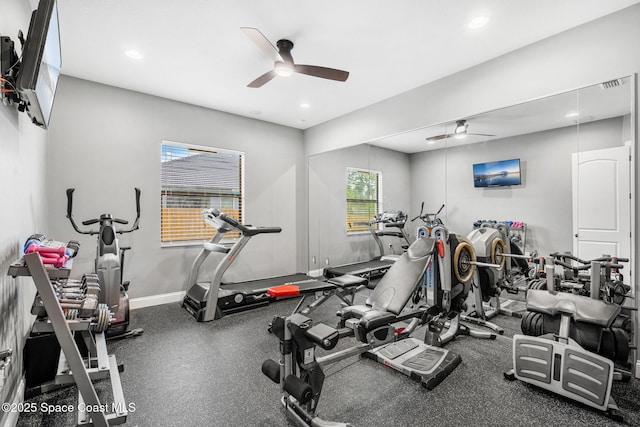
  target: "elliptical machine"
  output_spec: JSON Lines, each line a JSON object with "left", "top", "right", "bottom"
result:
{"left": 66, "top": 188, "right": 143, "bottom": 339}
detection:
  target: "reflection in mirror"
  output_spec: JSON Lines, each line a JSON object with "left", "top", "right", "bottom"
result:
{"left": 575, "top": 77, "right": 634, "bottom": 305}
{"left": 308, "top": 144, "right": 410, "bottom": 276}
{"left": 307, "top": 74, "right": 636, "bottom": 377}
{"left": 309, "top": 76, "right": 634, "bottom": 299}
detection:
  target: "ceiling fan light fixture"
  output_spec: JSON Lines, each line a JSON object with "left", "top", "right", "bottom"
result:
{"left": 454, "top": 120, "right": 468, "bottom": 134}
{"left": 275, "top": 62, "right": 294, "bottom": 77}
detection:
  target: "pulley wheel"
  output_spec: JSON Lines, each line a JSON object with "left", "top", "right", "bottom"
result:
{"left": 491, "top": 238, "right": 506, "bottom": 269}
{"left": 453, "top": 241, "right": 476, "bottom": 283}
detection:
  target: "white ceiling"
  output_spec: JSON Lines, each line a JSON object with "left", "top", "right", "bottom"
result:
{"left": 54, "top": 0, "right": 640, "bottom": 130}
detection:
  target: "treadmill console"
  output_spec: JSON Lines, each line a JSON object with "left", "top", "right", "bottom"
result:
{"left": 375, "top": 210, "right": 407, "bottom": 226}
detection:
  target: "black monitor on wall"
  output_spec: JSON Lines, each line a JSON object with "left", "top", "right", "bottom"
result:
{"left": 473, "top": 158, "right": 521, "bottom": 188}
{"left": 15, "top": 0, "right": 61, "bottom": 129}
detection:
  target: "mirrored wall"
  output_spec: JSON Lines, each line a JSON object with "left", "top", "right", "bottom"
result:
{"left": 308, "top": 76, "right": 635, "bottom": 304}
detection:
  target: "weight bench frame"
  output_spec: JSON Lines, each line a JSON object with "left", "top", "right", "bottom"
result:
{"left": 506, "top": 288, "right": 627, "bottom": 421}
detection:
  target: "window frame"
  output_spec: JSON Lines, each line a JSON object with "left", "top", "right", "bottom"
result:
{"left": 345, "top": 167, "right": 383, "bottom": 235}
{"left": 160, "top": 140, "right": 245, "bottom": 247}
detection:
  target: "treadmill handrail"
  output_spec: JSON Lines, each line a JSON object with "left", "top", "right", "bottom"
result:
{"left": 384, "top": 221, "right": 407, "bottom": 229}
{"left": 206, "top": 208, "right": 282, "bottom": 236}
{"left": 244, "top": 226, "right": 282, "bottom": 237}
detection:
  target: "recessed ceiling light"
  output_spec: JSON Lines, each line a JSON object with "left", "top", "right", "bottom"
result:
{"left": 125, "top": 50, "right": 144, "bottom": 60}
{"left": 565, "top": 111, "right": 580, "bottom": 118}
{"left": 427, "top": 140, "right": 436, "bottom": 145}
{"left": 300, "top": 103, "right": 311, "bottom": 109}
{"left": 468, "top": 16, "right": 489, "bottom": 29}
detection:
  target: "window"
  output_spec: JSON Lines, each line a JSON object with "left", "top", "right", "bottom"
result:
{"left": 161, "top": 141, "right": 244, "bottom": 245}
{"left": 346, "top": 167, "right": 382, "bottom": 233}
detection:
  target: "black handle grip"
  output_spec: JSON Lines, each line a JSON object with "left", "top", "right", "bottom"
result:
{"left": 114, "top": 218, "right": 129, "bottom": 225}
{"left": 66, "top": 188, "right": 74, "bottom": 218}
{"left": 384, "top": 222, "right": 405, "bottom": 228}
{"left": 255, "top": 227, "right": 282, "bottom": 234}
{"left": 606, "top": 263, "right": 625, "bottom": 270}
{"left": 135, "top": 187, "right": 141, "bottom": 216}
{"left": 82, "top": 218, "right": 100, "bottom": 226}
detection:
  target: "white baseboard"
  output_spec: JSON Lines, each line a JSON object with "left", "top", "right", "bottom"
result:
{"left": 129, "top": 291, "right": 185, "bottom": 310}
{"left": 2, "top": 378, "right": 25, "bottom": 427}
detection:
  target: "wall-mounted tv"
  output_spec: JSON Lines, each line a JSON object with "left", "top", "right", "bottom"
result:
{"left": 473, "top": 158, "right": 521, "bottom": 188}
{"left": 15, "top": 0, "right": 61, "bottom": 129}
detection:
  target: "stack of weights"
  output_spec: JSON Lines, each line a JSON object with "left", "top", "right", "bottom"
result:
{"left": 31, "top": 273, "right": 113, "bottom": 333}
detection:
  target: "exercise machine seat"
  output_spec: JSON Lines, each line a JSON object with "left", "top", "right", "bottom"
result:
{"left": 341, "top": 237, "right": 435, "bottom": 340}
{"left": 526, "top": 289, "right": 620, "bottom": 328}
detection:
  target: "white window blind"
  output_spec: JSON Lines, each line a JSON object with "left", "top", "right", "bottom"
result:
{"left": 346, "top": 168, "right": 382, "bottom": 233}
{"left": 161, "top": 141, "right": 244, "bottom": 244}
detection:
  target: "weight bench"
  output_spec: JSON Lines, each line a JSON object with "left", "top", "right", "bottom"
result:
{"left": 263, "top": 237, "right": 436, "bottom": 427}
{"left": 264, "top": 232, "right": 496, "bottom": 426}
{"left": 506, "top": 289, "right": 629, "bottom": 421}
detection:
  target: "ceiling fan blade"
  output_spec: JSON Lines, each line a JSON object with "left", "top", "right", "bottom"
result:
{"left": 241, "top": 27, "right": 283, "bottom": 62}
{"left": 467, "top": 133, "right": 496, "bottom": 137}
{"left": 425, "top": 134, "right": 454, "bottom": 142}
{"left": 294, "top": 64, "right": 349, "bottom": 82}
{"left": 247, "top": 70, "right": 277, "bottom": 88}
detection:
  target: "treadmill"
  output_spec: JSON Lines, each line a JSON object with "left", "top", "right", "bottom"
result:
{"left": 183, "top": 209, "right": 318, "bottom": 322}
{"left": 323, "top": 210, "right": 411, "bottom": 281}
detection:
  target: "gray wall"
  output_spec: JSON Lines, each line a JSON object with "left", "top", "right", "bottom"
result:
{"left": 2, "top": 2, "right": 640, "bottom": 412}
{"left": 410, "top": 118, "right": 625, "bottom": 257}
{"left": 309, "top": 144, "right": 410, "bottom": 271}
{"left": 0, "top": 1, "right": 47, "bottom": 421}
{"left": 46, "top": 76, "right": 306, "bottom": 298}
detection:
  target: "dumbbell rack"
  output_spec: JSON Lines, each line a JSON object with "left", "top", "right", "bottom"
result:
{"left": 7, "top": 253, "right": 127, "bottom": 427}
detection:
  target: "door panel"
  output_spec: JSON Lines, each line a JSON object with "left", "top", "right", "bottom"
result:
{"left": 572, "top": 146, "right": 630, "bottom": 261}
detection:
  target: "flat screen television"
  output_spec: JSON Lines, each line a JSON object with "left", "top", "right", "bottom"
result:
{"left": 473, "top": 158, "right": 521, "bottom": 188}
{"left": 16, "top": 0, "right": 61, "bottom": 129}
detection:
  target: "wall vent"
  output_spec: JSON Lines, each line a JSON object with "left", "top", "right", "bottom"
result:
{"left": 600, "top": 79, "right": 622, "bottom": 89}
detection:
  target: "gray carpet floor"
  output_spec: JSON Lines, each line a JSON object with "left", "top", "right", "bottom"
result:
{"left": 16, "top": 290, "right": 640, "bottom": 427}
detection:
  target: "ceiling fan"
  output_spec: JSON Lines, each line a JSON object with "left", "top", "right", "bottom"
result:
{"left": 425, "top": 120, "right": 495, "bottom": 142}
{"left": 241, "top": 27, "right": 350, "bottom": 88}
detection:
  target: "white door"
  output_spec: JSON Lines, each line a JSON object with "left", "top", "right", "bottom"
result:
{"left": 571, "top": 146, "right": 631, "bottom": 262}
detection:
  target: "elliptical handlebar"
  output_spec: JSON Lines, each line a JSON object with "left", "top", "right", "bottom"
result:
{"left": 125, "top": 187, "right": 141, "bottom": 233}
{"left": 66, "top": 188, "right": 92, "bottom": 235}
{"left": 66, "top": 187, "right": 142, "bottom": 235}
{"left": 412, "top": 202, "right": 445, "bottom": 225}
